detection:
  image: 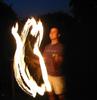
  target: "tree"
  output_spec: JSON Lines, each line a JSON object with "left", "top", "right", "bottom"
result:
{"left": 0, "top": 2, "right": 18, "bottom": 98}
{"left": 0, "top": 0, "right": 4, "bottom": 2}
{"left": 69, "top": 0, "right": 97, "bottom": 23}
{"left": 69, "top": 0, "right": 96, "bottom": 99}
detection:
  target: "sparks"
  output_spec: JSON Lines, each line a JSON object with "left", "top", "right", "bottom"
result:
{"left": 11, "top": 17, "right": 52, "bottom": 97}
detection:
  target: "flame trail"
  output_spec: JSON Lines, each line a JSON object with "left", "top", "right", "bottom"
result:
{"left": 11, "top": 17, "right": 52, "bottom": 97}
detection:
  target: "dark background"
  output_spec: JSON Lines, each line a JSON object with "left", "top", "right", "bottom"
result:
{"left": 3, "top": 0, "right": 70, "bottom": 18}
{"left": 0, "top": 0, "right": 94, "bottom": 100}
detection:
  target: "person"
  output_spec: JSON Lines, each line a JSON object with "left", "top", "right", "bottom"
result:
{"left": 27, "top": 26, "right": 66, "bottom": 100}
{"left": 43, "top": 27, "right": 65, "bottom": 100}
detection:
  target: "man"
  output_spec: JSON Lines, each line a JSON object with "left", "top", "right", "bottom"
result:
{"left": 43, "top": 27, "right": 65, "bottom": 100}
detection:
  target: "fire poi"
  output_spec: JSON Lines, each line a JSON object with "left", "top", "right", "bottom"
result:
{"left": 11, "top": 17, "right": 52, "bottom": 97}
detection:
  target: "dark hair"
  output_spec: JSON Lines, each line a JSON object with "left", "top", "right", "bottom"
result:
{"left": 50, "top": 25, "right": 59, "bottom": 30}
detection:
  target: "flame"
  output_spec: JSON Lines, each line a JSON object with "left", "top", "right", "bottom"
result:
{"left": 11, "top": 17, "right": 52, "bottom": 97}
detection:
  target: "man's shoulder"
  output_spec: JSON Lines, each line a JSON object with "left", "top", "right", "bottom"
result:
{"left": 57, "top": 43, "right": 64, "bottom": 50}
{"left": 45, "top": 43, "right": 51, "bottom": 48}
{"left": 44, "top": 43, "right": 65, "bottom": 50}
{"left": 58, "top": 43, "right": 64, "bottom": 47}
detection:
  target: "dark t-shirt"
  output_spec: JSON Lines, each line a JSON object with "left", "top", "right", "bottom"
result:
{"left": 43, "top": 43, "right": 64, "bottom": 76}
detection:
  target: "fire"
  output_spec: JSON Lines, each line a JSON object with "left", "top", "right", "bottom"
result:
{"left": 11, "top": 17, "right": 52, "bottom": 97}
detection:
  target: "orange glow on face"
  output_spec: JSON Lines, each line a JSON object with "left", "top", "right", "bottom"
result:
{"left": 49, "top": 28, "right": 59, "bottom": 40}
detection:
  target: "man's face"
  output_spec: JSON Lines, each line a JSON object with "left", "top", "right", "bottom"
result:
{"left": 49, "top": 28, "right": 59, "bottom": 40}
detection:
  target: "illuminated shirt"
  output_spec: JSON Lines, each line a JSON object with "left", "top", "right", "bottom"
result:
{"left": 43, "top": 43, "right": 64, "bottom": 76}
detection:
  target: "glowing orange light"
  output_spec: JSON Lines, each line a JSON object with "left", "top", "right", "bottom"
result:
{"left": 11, "top": 17, "right": 52, "bottom": 97}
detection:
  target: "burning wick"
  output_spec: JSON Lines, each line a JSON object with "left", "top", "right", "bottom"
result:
{"left": 11, "top": 17, "right": 52, "bottom": 97}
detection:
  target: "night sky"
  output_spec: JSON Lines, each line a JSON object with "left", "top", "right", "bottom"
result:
{"left": 0, "top": 0, "right": 90, "bottom": 99}
{"left": 4, "top": 0, "right": 70, "bottom": 18}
